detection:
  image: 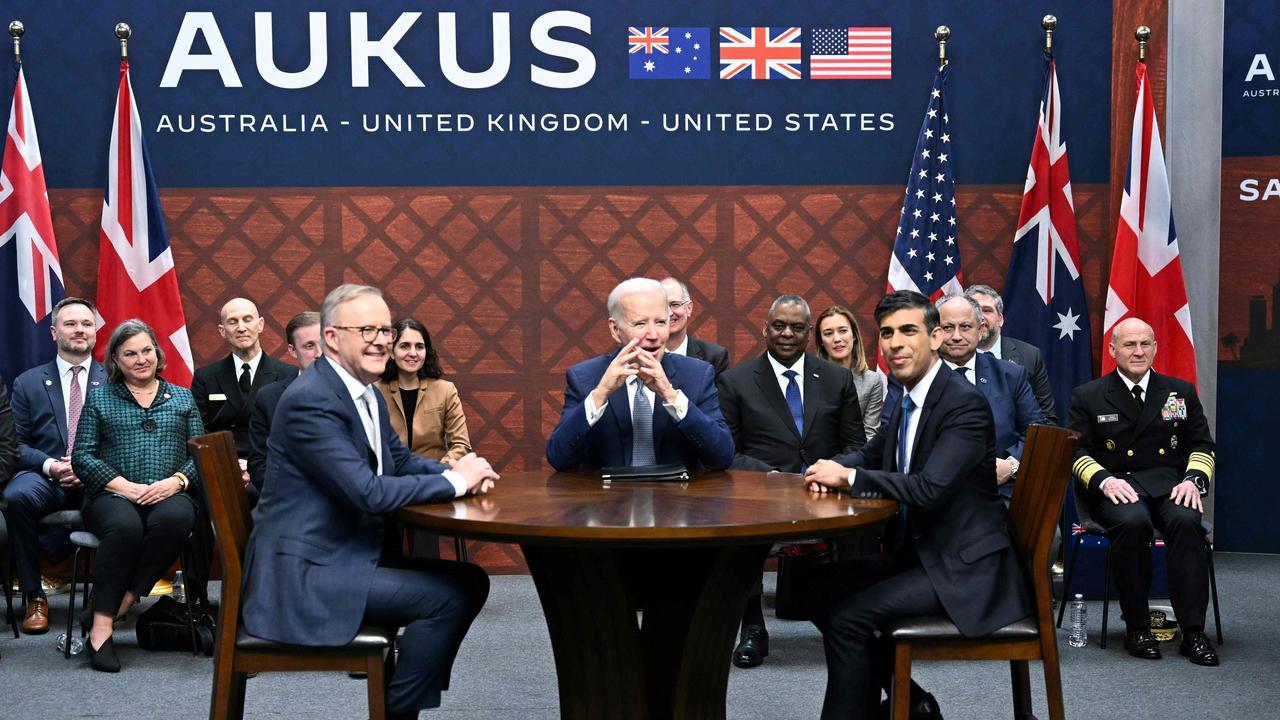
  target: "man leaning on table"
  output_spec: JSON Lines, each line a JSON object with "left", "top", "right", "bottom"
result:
{"left": 800, "top": 290, "right": 1032, "bottom": 720}
{"left": 240, "top": 284, "right": 499, "bottom": 720}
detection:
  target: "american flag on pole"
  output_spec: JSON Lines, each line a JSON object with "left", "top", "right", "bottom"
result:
{"left": 810, "top": 27, "right": 892, "bottom": 79}
{"left": 0, "top": 59, "right": 64, "bottom": 382}
{"left": 719, "top": 27, "right": 802, "bottom": 80}
{"left": 1101, "top": 58, "right": 1196, "bottom": 384}
{"left": 885, "top": 62, "right": 963, "bottom": 306}
{"left": 1002, "top": 53, "right": 1091, "bottom": 417}
{"left": 94, "top": 58, "right": 194, "bottom": 386}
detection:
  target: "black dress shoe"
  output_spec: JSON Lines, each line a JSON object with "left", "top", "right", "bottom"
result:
{"left": 732, "top": 624, "right": 769, "bottom": 668}
{"left": 87, "top": 635, "right": 121, "bottom": 673}
{"left": 1124, "top": 628, "right": 1162, "bottom": 660}
{"left": 879, "top": 692, "right": 945, "bottom": 720}
{"left": 1179, "top": 631, "right": 1220, "bottom": 666}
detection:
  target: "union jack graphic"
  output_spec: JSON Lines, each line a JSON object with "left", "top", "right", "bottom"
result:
{"left": 94, "top": 58, "right": 194, "bottom": 386}
{"left": 0, "top": 61, "right": 65, "bottom": 381}
{"left": 719, "top": 27, "right": 802, "bottom": 80}
{"left": 628, "top": 27, "right": 670, "bottom": 55}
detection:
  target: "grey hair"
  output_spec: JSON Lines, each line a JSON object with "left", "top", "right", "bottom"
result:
{"left": 606, "top": 278, "right": 667, "bottom": 323}
{"left": 320, "top": 284, "right": 383, "bottom": 330}
{"left": 769, "top": 294, "right": 811, "bottom": 322}
{"left": 104, "top": 318, "right": 166, "bottom": 383}
{"left": 936, "top": 293, "right": 986, "bottom": 326}
{"left": 964, "top": 284, "right": 1004, "bottom": 315}
{"left": 659, "top": 277, "right": 691, "bottom": 303}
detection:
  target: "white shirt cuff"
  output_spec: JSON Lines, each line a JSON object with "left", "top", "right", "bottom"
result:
{"left": 43, "top": 458, "right": 56, "bottom": 478}
{"left": 583, "top": 392, "right": 607, "bottom": 426}
{"left": 443, "top": 469, "right": 468, "bottom": 498}
{"left": 847, "top": 469, "right": 857, "bottom": 488}
{"left": 663, "top": 390, "right": 688, "bottom": 421}
{"left": 1098, "top": 476, "right": 1113, "bottom": 492}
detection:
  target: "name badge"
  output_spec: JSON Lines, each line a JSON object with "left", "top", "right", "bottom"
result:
{"left": 209, "top": 393, "right": 228, "bottom": 401}
{"left": 1097, "top": 413, "right": 1119, "bottom": 423}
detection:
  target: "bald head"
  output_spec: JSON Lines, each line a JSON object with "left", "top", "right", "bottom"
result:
{"left": 1109, "top": 317, "right": 1157, "bottom": 382}
{"left": 936, "top": 294, "right": 984, "bottom": 364}
{"left": 217, "top": 297, "right": 265, "bottom": 359}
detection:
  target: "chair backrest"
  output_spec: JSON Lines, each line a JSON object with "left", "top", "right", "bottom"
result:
{"left": 1007, "top": 424, "right": 1075, "bottom": 609}
{"left": 188, "top": 432, "right": 252, "bottom": 652}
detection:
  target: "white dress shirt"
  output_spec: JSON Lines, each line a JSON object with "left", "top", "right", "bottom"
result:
{"left": 848, "top": 358, "right": 944, "bottom": 487}
{"left": 766, "top": 353, "right": 805, "bottom": 404}
{"left": 233, "top": 349, "right": 264, "bottom": 385}
{"left": 669, "top": 334, "right": 690, "bottom": 357}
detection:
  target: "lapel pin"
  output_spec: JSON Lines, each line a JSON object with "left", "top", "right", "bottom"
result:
{"left": 91, "top": 381, "right": 100, "bottom": 386}
{"left": 979, "top": 377, "right": 988, "bottom": 384}
{"left": 812, "top": 373, "right": 819, "bottom": 379}
{"left": 45, "top": 379, "right": 53, "bottom": 386}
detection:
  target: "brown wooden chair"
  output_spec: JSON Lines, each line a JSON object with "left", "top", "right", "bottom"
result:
{"left": 189, "top": 431, "right": 395, "bottom": 720}
{"left": 886, "top": 424, "right": 1075, "bottom": 720}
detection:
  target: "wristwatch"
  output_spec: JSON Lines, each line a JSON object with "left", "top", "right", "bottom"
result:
{"left": 1007, "top": 457, "right": 1020, "bottom": 482}
{"left": 1185, "top": 474, "right": 1208, "bottom": 497}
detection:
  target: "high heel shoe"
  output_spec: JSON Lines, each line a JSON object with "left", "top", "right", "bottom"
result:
{"left": 87, "top": 634, "right": 121, "bottom": 673}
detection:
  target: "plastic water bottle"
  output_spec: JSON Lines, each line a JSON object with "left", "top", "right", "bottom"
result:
{"left": 172, "top": 571, "right": 186, "bottom": 603}
{"left": 56, "top": 631, "right": 84, "bottom": 655}
{"left": 1068, "top": 594, "right": 1088, "bottom": 648}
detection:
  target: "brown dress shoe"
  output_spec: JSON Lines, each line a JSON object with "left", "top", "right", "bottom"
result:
{"left": 22, "top": 597, "right": 51, "bottom": 634}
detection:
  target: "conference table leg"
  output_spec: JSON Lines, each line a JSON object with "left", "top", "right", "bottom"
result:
{"left": 522, "top": 543, "right": 772, "bottom": 720}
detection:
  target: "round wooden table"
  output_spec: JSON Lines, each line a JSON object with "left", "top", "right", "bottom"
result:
{"left": 396, "top": 470, "right": 896, "bottom": 720}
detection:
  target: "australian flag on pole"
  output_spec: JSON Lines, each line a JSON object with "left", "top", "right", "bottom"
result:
{"left": 0, "top": 58, "right": 64, "bottom": 382}
{"left": 1002, "top": 53, "right": 1091, "bottom": 417}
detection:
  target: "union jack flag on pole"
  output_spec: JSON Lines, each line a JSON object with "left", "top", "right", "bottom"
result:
{"left": 0, "top": 56, "right": 64, "bottom": 382}
{"left": 1102, "top": 58, "right": 1196, "bottom": 384}
{"left": 94, "top": 57, "right": 194, "bottom": 386}
{"left": 1002, "top": 52, "right": 1091, "bottom": 417}
{"left": 719, "top": 27, "right": 802, "bottom": 80}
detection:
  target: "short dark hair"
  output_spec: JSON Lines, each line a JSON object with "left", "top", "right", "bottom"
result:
{"left": 874, "top": 291, "right": 940, "bottom": 332}
{"left": 380, "top": 317, "right": 443, "bottom": 382}
{"left": 52, "top": 296, "right": 96, "bottom": 322}
{"left": 285, "top": 311, "right": 320, "bottom": 347}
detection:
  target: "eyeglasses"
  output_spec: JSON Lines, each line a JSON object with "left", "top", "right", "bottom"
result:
{"left": 332, "top": 325, "right": 396, "bottom": 343}
{"left": 668, "top": 300, "right": 692, "bottom": 310}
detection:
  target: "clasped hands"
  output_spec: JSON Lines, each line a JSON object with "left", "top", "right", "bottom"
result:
{"left": 803, "top": 459, "right": 851, "bottom": 494}
{"left": 1102, "top": 475, "right": 1203, "bottom": 512}
{"left": 449, "top": 453, "right": 500, "bottom": 496}
{"left": 112, "top": 476, "right": 184, "bottom": 505}
{"left": 591, "top": 339, "right": 678, "bottom": 410}
{"left": 48, "top": 457, "right": 83, "bottom": 488}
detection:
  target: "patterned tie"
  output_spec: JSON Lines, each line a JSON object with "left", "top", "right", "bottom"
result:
{"left": 359, "top": 388, "right": 383, "bottom": 475}
{"left": 66, "top": 366, "right": 84, "bottom": 453}
{"left": 239, "top": 362, "right": 252, "bottom": 395}
{"left": 631, "top": 380, "right": 656, "bottom": 466}
{"left": 783, "top": 369, "right": 804, "bottom": 435}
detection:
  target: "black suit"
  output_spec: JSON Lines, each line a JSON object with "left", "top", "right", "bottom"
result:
{"left": 802, "top": 362, "right": 1032, "bottom": 719}
{"left": 998, "top": 335, "right": 1057, "bottom": 426}
{"left": 1067, "top": 370, "right": 1214, "bottom": 632}
{"left": 717, "top": 353, "right": 863, "bottom": 472}
{"left": 686, "top": 336, "right": 729, "bottom": 377}
{"left": 192, "top": 353, "right": 297, "bottom": 458}
{"left": 245, "top": 375, "right": 297, "bottom": 507}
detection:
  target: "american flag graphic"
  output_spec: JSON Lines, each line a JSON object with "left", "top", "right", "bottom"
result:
{"left": 94, "top": 59, "right": 194, "bottom": 386}
{"left": 810, "top": 27, "right": 892, "bottom": 79}
{"left": 0, "top": 61, "right": 65, "bottom": 381}
{"left": 1102, "top": 59, "right": 1196, "bottom": 384}
{"left": 885, "top": 62, "right": 963, "bottom": 307}
{"left": 719, "top": 27, "right": 802, "bottom": 80}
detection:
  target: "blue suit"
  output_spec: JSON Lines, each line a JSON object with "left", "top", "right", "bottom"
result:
{"left": 241, "top": 357, "right": 487, "bottom": 713}
{"left": 545, "top": 349, "right": 734, "bottom": 471}
{"left": 2, "top": 359, "right": 106, "bottom": 598}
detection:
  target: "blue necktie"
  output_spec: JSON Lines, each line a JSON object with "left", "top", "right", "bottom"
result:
{"left": 894, "top": 393, "right": 916, "bottom": 549}
{"left": 783, "top": 369, "right": 803, "bottom": 435}
{"left": 631, "top": 381, "right": 656, "bottom": 466}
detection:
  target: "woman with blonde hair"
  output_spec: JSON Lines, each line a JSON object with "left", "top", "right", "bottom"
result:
{"left": 814, "top": 305, "right": 884, "bottom": 440}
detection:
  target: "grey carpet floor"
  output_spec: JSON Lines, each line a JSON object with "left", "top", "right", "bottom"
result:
{"left": 4, "top": 552, "right": 1277, "bottom": 719}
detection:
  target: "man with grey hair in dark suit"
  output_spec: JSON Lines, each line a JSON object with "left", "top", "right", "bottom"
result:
{"left": 661, "top": 277, "right": 730, "bottom": 376}
{"left": 965, "top": 284, "right": 1057, "bottom": 425}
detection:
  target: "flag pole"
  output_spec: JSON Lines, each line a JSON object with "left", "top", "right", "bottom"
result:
{"left": 115, "top": 22, "right": 130, "bottom": 59}
{"left": 934, "top": 25, "right": 950, "bottom": 69}
{"left": 1043, "top": 15, "right": 1057, "bottom": 57}
{"left": 1135, "top": 25, "right": 1150, "bottom": 62}
{"left": 9, "top": 20, "right": 22, "bottom": 61}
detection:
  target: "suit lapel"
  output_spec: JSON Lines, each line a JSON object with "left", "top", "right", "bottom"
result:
{"left": 42, "top": 361, "right": 68, "bottom": 446}
{"left": 218, "top": 356, "right": 248, "bottom": 411}
{"left": 754, "top": 355, "right": 801, "bottom": 439}
{"left": 607, "top": 374, "right": 634, "bottom": 462}
{"left": 908, "top": 363, "right": 951, "bottom": 471}
{"left": 319, "top": 360, "right": 379, "bottom": 472}
{"left": 652, "top": 355, "right": 677, "bottom": 458}
{"left": 1133, "top": 372, "right": 1168, "bottom": 437}
{"left": 801, "top": 355, "right": 821, "bottom": 440}
{"left": 1103, "top": 372, "right": 1140, "bottom": 423}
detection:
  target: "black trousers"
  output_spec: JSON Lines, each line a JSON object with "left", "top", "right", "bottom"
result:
{"left": 363, "top": 558, "right": 489, "bottom": 714}
{"left": 800, "top": 553, "right": 944, "bottom": 720}
{"left": 83, "top": 493, "right": 196, "bottom": 613}
{"left": 1091, "top": 491, "right": 1209, "bottom": 631}
{"left": 1, "top": 471, "right": 80, "bottom": 596}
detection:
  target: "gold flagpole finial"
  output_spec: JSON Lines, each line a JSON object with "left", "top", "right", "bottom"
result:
{"left": 935, "top": 25, "right": 950, "bottom": 68}
{"left": 1135, "top": 26, "right": 1151, "bottom": 62}
{"left": 116, "top": 22, "right": 131, "bottom": 59}
{"left": 1043, "top": 15, "right": 1057, "bottom": 56}
{"left": 9, "top": 20, "right": 24, "bottom": 60}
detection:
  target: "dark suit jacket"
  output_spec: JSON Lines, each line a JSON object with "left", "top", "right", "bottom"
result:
{"left": 545, "top": 350, "right": 734, "bottom": 471}
{"left": 193, "top": 353, "right": 297, "bottom": 457}
{"left": 717, "top": 353, "right": 863, "bottom": 472}
{"left": 241, "top": 358, "right": 456, "bottom": 646}
{"left": 0, "top": 378, "right": 15, "bottom": 483}
{"left": 1068, "top": 370, "right": 1214, "bottom": 500}
{"left": 8, "top": 359, "right": 107, "bottom": 477}
{"left": 245, "top": 375, "right": 296, "bottom": 506}
{"left": 687, "top": 336, "right": 730, "bottom": 377}
{"left": 833, "top": 361, "right": 1032, "bottom": 638}
{"left": 1000, "top": 335, "right": 1058, "bottom": 426}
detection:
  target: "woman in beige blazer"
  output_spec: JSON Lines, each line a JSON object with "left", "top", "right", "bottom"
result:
{"left": 376, "top": 317, "right": 472, "bottom": 462}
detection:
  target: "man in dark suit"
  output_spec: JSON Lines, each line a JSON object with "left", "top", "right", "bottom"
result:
{"left": 661, "top": 276, "right": 729, "bottom": 376}
{"left": 246, "top": 311, "right": 322, "bottom": 505}
{"left": 801, "top": 290, "right": 1032, "bottom": 720}
{"left": 718, "top": 294, "right": 864, "bottom": 668}
{"left": 2, "top": 297, "right": 106, "bottom": 634}
{"left": 936, "top": 294, "right": 1045, "bottom": 497}
{"left": 546, "top": 278, "right": 733, "bottom": 472}
{"left": 1068, "top": 317, "right": 1218, "bottom": 666}
{"left": 966, "top": 284, "right": 1058, "bottom": 425}
{"left": 242, "top": 284, "right": 498, "bottom": 719}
